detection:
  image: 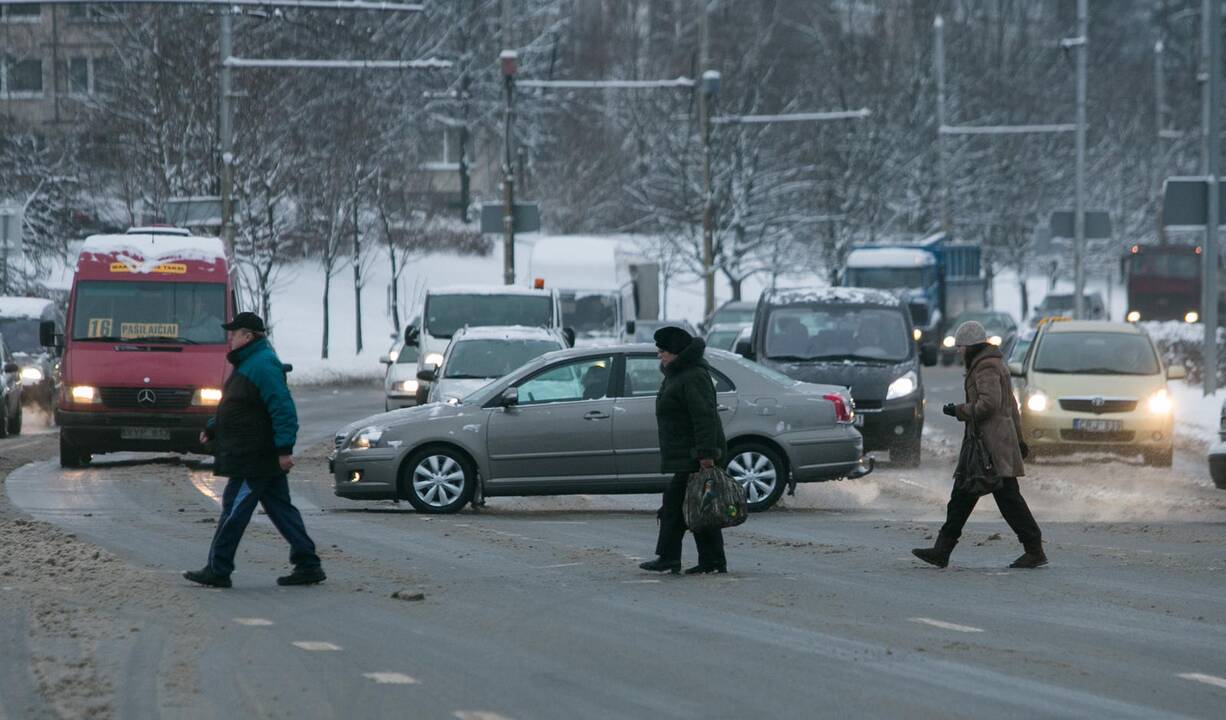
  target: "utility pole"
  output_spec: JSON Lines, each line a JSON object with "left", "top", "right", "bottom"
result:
{"left": 353, "top": 166, "right": 363, "bottom": 354}
{"left": 1203, "top": 0, "right": 1221, "bottom": 394}
{"left": 219, "top": 10, "right": 234, "bottom": 256}
{"left": 699, "top": 0, "right": 715, "bottom": 320}
{"left": 501, "top": 50, "right": 517, "bottom": 286}
{"left": 1156, "top": 39, "right": 1168, "bottom": 244}
{"left": 934, "top": 14, "right": 950, "bottom": 233}
{"left": 1072, "top": 0, "right": 1088, "bottom": 321}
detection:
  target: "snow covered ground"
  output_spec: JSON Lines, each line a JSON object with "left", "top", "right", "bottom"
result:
{"left": 1168, "top": 381, "right": 1222, "bottom": 448}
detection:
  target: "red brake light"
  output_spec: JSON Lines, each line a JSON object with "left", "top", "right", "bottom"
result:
{"left": 534, "top": 278, "right": 545, "bottom": 289}
{"left": 823, "top": 393, "right": 853, "bottom": 423}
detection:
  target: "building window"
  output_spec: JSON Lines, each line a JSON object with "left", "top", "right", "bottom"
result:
{"left": 68, "top": 57, "right": 89, "bottom": 95}
{"left": 422, "top": 125, "right": 465, "bottom": 171}
{"left": 0, "top": 4, "right": 41, "bottom": 23}
{"left": 92, "top": 56, "right": 118, "bottom": 95}
{"left": 2, "top": 57, "right": 44, "bottom": 98}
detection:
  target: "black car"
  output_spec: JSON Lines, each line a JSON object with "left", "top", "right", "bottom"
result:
{"left": 743, "top": 287, "right": 924, "bottom": 466}
{"left": 939, "top": 310, "right": 1018, "bottom": 366}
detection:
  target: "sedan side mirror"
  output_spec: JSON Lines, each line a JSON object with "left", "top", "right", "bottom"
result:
{"left": 3, "top": 363, "right": 18, "bottom": 374}
{"left": 562, "top": 327, "right": 576, "bottom": 348}
{"left": 379, "top": 354, "right": 392, "bottom": 365}
{"left": 1167, "top": 365, "right": 1188, "bottom": 380}
{"left": 1008, "top": 362, "right": 1025, "bottom": 377}
{"left": 734, "top": 338, "right": 753, "bottom": 359}
{"left": 417, "top": 367, "right": 436, "bottom": 383}
{"left": 498, "top": 387, "right": 519, "bottom": 407}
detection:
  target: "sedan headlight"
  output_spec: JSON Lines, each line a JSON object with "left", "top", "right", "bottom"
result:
{"left": 424, "top": 353, "right": 444, "bottom": 368}
{"left": 19, "top": 366, "right": 43, "bottom": 383}
{"left": 192, "top": 387, "right": 223, "bottom": 406}
{"left": 70, "top": 385, "right": 101, "bottom": 404}
{"left": 1147, "top": 388, "right": 1173, "bottom": 415}
{"left": 886, "top": 371, "right": 918, "bottom": 400}
{"left": 400, "top": 379, "right": 419, "bottom": 393}
{"left": 912, "top": 328, "right": 923, "bottom": 342}
{"left": 942, "top": 335, "right": 955, "bottom": 348}
{"left": 1026, "top": 390, "right": 1049, "bottom": 413}
{"left": 347, "top": 426, "right": 387, "bottom": 451}
{"left": 1126, "top": 311, "right": 1141, "bottom": 323}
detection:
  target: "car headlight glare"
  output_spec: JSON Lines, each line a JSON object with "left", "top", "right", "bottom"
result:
{"left": 1185, "top": 311, "right": 1199, "bottom": 324}
{"left": 912, "top": 328, "right": 923, "bottom": 342}
{"left": 886, "top": 371, "right": 918, "bottom": 400}
{"left": 19, "top": 366, "right": 43, "bottom": 383}
{"left": 348, "top": 426, "right": 387, "bottom": 450}
{"left": 1126, "top": 311, "right": 1141, "bottom": 323}
{"left": 1026, "top": 391, "right": 1049, "bottom": 413}
{"left": 988, "top": 335, "right": 1002, "bottom": 346}
{"left": 70, "top": 385, "right": 100, "bottom": 404}
{"left": 400, "top": 379, "right": 419, "bottom": 393}
{"left": 424, "top": 353, "right": 444, "bottom": 368}
{"left": 192, "top": 387, "right": 223, "bottom": 406}
{"left": 389, "top": 350, "right": 400, "bottom": 363}
{"left": 942, "top": 336, "right": 955, "bottom": 348}
{"left": 1148, "top": 389, "right": 1173, "bottom": 415}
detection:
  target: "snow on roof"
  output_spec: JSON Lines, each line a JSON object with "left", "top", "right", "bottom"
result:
{"left": 845, "top": 247, "right": 936, "bottom": 268}
{"left": 454, "top": 325, "right": 563, "bottom": 341}
{"left": 0, "top": 296, "right": 54, "bottom": 319}
{"left": 765, "top": 286, "right": 901, "bottom": 307}
{"left": 79, "top": 233, "right": 226, "bottom": 272}
{"left": 428, "top": 284, "right": 552, "bottom": 297}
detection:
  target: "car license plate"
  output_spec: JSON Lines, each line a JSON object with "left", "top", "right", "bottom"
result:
{"left": 1072, "top": 419, "right": 1122, "bottom": 433}
{"left": 853, "top": 414, "right": 865, "bottom": 427}
{"left": 120, "top": 427, "right": 171, "bottom": 441}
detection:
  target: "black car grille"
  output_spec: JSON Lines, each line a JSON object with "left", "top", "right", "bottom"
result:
{"left": 1060, "top": 430, "right": 1136, "bottom": 443}
{"left": 99, "top": 387, "right": 193, "bottom": 410}
{"left": 1058, "top": 399, "right": 1137, "bottom": 414}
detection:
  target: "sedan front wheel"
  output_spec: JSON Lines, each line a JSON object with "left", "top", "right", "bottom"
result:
{"left": 725, "top": 443, "right": 787, "bottom": 512}
{"left": 401, "top": 447, "right": 475, "bottom": 514}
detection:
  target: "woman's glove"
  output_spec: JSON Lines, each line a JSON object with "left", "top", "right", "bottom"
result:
{"left": 941, "top": 403, "right": 958, "bottom": 417}
{"left": 1020, "top": 440, "right": 1030, "bottom": 459}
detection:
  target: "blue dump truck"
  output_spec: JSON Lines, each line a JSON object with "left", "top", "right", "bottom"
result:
{"left": 841, "top": 232, "right": 987, "bottom": 366}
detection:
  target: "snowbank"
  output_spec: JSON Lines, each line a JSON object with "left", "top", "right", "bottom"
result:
{"left": 1168, "top": 380, "right": 1222, "bottom": 448}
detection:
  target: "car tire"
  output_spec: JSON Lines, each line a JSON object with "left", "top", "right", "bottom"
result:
{"left": 725, "top": 443, "right": 787, "bottom": 512}
{"left": 1145, "top": 447, "right": 1174, "bottom": 468}
{"left": 0, "top": 404, "right": 10, "bottom": 439}
{"left": 9, "top": 407, "right": 20, "bottom": 436}
{"left": 59, "top": 434, "right": 89, "bottom": 469}
{"left": 400, "top": 447, "right": 475, "bottom": 514}
{"left": 892, "top": 432, "right": 922, "bottom": 468}
{"left": 1211, "top": 455, "right": 1226, "bottom": 489}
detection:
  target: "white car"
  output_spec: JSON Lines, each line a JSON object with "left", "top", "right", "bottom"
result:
{"left": 422, "top": 326, "right": 568, "bottom": 405}
{"left": 380, "top": 341, "right": 421, "bottom": 411}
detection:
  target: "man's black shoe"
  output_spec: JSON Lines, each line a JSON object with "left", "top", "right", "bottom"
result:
{"left": 277, "top": 566, "right": 326, "bottom": 586}
{"left": 911, "top": 547, "right": 952, "bottom": 568}
{"left": 184, "top": 567, "right": 232, "bottom": 588}
{"left": 1009, "top": 551, "right": 1048, "bottom": 569}
{"left": 638, "top": 558, "right": 681, "bottom": 574}
{"left": 684, "top": 564, "right": 727, "bottom": 575}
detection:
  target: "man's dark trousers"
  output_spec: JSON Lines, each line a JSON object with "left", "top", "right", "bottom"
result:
{"left": 939, "top": 477, "right": 1042, "bottom": 549}
{"left": 655, "top": 472, "right": 725, "bottom": 566}
{"left": 208, "top": 475, "right": 320, "bottom": 576}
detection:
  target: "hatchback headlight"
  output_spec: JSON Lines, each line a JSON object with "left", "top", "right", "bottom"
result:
{"left": 348, "top": 426, "right": 387, "bottom": 450}
{"left": 20, "top": 366, "right": 43, "bottom": 383}
{"left": 1147, "top": 389, "right": 1173, "bottom": 415}
{"left": 886, "top": 371, "right": 918, "bottom": 400}
{"left": 1026, "top": 390, "right": 1049, "bottom": 413}
{"left": 192, "top": 387, "right": 223, "bottom": 406}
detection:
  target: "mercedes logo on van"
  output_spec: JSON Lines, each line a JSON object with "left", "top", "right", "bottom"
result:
{"left": 137, "top": 389, "right": 157, "bottom": 407}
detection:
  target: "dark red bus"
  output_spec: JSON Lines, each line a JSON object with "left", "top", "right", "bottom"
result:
{"left": 1122, "top": 244, "right": 1201, "bottom": 324}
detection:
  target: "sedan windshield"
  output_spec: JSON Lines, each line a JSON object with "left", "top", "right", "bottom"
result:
{"left": 706, "top": 330, "right": 740, "bottom": 350}
{"left": 444, "top": 339, "right": 561, "bottom": 379}
{"left": 764, "top": 305, "right": 911, "bottom": 362}
{"left": 426, "top": 294, "right": 553, "bottom": 339}
{"left": 712, "top": 307, "right": 756, "bottom": 325}
{"left": 71, "top": 281, "right": 226, "bottom": 344}
{"left": 952, "top": 312, "right": 1013, "bottom": 334}
{"left": 1033, "top": 332, "right": 1160, "bottom": 375}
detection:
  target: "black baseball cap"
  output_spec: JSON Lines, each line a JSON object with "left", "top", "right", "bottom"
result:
{"left": 221, "top": 312, "right": 266, "bottom": 333}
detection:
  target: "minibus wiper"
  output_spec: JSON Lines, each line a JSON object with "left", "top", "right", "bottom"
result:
{"left": 126, "top": 335, "right": 201, "bottom": 345}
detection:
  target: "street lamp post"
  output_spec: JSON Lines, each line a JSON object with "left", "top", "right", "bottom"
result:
{"left": 701, "top": 70, "right": 720, "bottom": 321}
{"left": 1072, "top": 0, "right": 1088, "bottom": 321}
{"left": 501, "top": 50, "right": 518, "bottom": 286}
{"left": 1203, "top": 0, "right": 1221, "bottom": 394}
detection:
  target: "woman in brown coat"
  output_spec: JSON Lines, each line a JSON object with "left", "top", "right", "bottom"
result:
{"left": 912, "top": 320, "right": 1047, "bottom": 569}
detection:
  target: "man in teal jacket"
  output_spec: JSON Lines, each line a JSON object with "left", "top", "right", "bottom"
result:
{"left": 184, "top": 312, "right": 325, "bottom": 588}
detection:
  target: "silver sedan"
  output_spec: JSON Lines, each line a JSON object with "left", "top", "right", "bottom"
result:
{"left": 332, "top": 344, "right": 871, "bottom": 513}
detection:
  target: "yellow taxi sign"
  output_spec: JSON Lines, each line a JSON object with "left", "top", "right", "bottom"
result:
{"left": 109, "top": 262, "right": 188, "bottom": 275}
{"left": 1035, "top": 315, "right": 1072, "bottom": 327}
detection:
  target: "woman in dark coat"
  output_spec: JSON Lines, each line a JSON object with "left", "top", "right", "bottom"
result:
{"left": 912, "top": 320, "right": 1048, "bottom": 569}
{"left": 639, "top": 326, "right": 729, "bottom": 575}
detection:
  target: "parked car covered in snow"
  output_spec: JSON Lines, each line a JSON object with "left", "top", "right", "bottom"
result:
{"left": 331, "top": 345, "right": 870, "bottom": 514}
{"left": 0, "top": 296, "right": 63, "bottom": 415}
{"left": 421, "top": 325, "right": 567, "bottom": 405}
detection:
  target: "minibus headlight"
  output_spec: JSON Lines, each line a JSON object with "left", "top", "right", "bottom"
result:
{"left": 886, "top": 371, "right": 918, "bottom": 400}
{"left": 192, "top": 388, "right": 223, "bottom": 406}
{"left": 70, "top": 385, "right": 101, "bottom": 404}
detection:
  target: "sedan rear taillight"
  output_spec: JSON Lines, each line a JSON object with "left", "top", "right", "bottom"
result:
{"left": 824, "top": 393, "right": 853, "bottom": 423}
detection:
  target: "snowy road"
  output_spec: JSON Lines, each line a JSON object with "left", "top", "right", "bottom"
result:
{"left": 2, "top": 377, "right": 1225, "bottom": 718}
